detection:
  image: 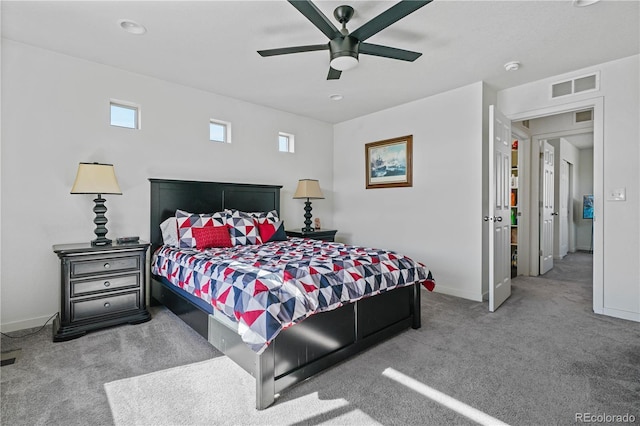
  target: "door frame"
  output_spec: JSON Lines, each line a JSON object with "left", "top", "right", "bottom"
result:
{"left": 558, "top": 158, "right": 570, "bottom": 259}
{"left": 506, "top": 97, "right": 603, "bottom": 314}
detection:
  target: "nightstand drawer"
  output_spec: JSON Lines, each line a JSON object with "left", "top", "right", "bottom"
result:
{"left": 71, "top": 292, "right": 140, "bottom": 321}
{"left": 71, "top": 274, "right": 140, "bottom": 297}
{"left": 285, "top": 229, "right": 337, "bottom": 242}
{"left": 70, "top": 256, "right": 140, "bottom": 277}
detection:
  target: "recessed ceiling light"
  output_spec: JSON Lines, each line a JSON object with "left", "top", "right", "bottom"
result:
{"left": 504, "top": 61, "right": 521, "bottom": 72}
{"left": 572, "top": 0, "right": 601, "bottom": 7}
{"left": 117, "top": 19, "right": 146, "bottom": 35}
{"left": 329, "top": 94, "right": 343, "bottom": 101}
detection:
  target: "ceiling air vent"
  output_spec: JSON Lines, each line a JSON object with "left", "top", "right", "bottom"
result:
{"left": 551, "top": 72, "right": 599, "bottom": 99}
{"left": 574, "top": 109, "right": 594, "bottom": 124}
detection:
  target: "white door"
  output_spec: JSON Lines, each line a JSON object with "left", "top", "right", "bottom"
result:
{"left": 559, "top": 160, "right": 569, "bottom": 257}
{"left": 488, "top": 105, "right": 511, "bottom": 312}
{"left": 540, "top": 141, "right": 555, "bottom": 274}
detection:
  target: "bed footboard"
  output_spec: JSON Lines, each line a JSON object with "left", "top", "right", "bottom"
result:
{"left": 207, "top": 282, "right": 421, "bottom": 410}
{"left": 206, "top": 314, "right": 277, "bottom": 409}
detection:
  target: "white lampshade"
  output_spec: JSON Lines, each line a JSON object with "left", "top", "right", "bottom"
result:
{"left": 293, "top": 179, "right": 324, "bottom": 199}
{"left": 70, "top": 162, "right": 122, "bottom": 195}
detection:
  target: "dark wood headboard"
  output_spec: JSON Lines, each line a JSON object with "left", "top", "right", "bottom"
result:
{"left": 149, "top": 179, "right": 282, "bottom": 253}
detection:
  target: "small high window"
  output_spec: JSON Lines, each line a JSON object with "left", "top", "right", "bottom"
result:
{"left": 110, "top": 101, "right": 139, "bottom": 129}
{"left": 210, "top": 119, "right": 231, "bottom": 143}
{"left": 278, "top": 132, "right": 295, "bottom": 153}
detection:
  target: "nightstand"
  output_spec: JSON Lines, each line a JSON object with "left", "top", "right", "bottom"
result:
{"left": 52, "top": 241, "right": 151, "bottom": 341}
{"left": 285, "top": 229, "right": 338, "bottom": 242}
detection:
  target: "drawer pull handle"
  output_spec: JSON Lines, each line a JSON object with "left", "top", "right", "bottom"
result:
{"left": 103, "top": 281, "right": 111, "bottom": 287}
{"left": 103, "top": 263, "right": 111, "bottom": 269}
{"left": 104, "top": 302, "right": 111, "bottom": 308}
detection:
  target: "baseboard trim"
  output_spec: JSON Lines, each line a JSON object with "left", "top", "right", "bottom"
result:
{"left": 0, "top": 314, "right": 57, "bottom": 333}
{"left": 433, "top": 285, "right": 483, "bottom": 302}
{"left": 600, "top": 307, "right": 640, "bottom": 323}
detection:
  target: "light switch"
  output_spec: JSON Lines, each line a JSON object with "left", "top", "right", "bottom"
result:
{"left": 607, "top": 187, "right": 626, "bottom": 201}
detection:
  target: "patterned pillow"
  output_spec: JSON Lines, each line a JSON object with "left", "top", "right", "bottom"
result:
{"left": 257, "top": 220, "right": 287, "bottom": 242}
{"left": 247, "top": 209, "right": 280, "bottom": 224}
{"left": 226, "top": 209, "right": 263, "bottom": 246}
{"left": 159, "top": 217, "right": 178, "bottom": 246}
{"left": 192, "top": 225, "right": 232, "bottom": 250}
{"left": 176, "top": 209, "right": 228, "bottom": 248}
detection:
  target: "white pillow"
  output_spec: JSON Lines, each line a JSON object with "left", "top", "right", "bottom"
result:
{"left": 160, "top": 217, "right": 178, "bottom": 246}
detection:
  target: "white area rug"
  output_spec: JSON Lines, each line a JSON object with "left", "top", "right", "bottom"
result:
{"left": 104, "top": 356, "right": 380, "bottom": 426}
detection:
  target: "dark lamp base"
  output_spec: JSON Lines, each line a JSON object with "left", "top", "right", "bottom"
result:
{"left": 92, "top": 195, "right": 112, "bottom": 247}
{"left": 302, "top": 199, "right": 314, "bottom": 234}
{"left": 91, "top": 237, "right": 112, "bottom": 246}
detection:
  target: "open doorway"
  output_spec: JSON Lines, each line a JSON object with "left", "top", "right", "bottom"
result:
{"left": 504, "top": 96, "right": 605, "bottom": 317}
{"left": 509, "top": 110, "right": 595, "bottom": 279}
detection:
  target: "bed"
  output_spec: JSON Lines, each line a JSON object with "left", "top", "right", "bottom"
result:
{"left": 149, "top": 178, "right": 434, "bottom": 409}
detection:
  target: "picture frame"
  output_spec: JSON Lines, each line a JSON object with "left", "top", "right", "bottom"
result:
{"left": 583, "top": 194, "right": 594, "bottom": 219}
{"left": 365, "top": 135, "right": 413, "bottom": 189}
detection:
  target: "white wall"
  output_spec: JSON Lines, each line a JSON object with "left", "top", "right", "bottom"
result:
{"left": 0, "top": 40, "right": 334, "bottom": 331}
{"left": 527, "top": 110, "right": 595, "bottom": 137}
{"left": 498, "top": 55, "right": 640, "bottom": 321}
{"left": 333, "top": 82, "right": 485, "bottom": 301}
{"left": 576, "top": 148, "right": 594, "bottom": 251}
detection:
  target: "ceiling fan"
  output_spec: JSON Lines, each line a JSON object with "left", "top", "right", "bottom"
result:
{"left": 257, "top": 0, "right": 432, "bottom": 80}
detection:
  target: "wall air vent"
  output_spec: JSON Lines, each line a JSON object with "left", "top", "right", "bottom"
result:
{"left": 574, "top": 109, "right": 594, "bottom": 124}
{"left": 551, "top": 72, "right": 599, "bottom": 99}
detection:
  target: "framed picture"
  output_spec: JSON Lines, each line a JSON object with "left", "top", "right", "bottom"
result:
{"left": 365, "top": 135, "right": 413, "bottom": 189}
{"left": 583, "top": 195, "right": 594, "bottom": 219}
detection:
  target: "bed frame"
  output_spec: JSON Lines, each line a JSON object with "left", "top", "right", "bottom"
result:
{"left": 149, "top": 178, "right": 421, "bottom": 409}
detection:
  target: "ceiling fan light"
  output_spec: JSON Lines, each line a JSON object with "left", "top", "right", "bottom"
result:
{"left": 330, "top": 55, "right": 358, "bottom": 71}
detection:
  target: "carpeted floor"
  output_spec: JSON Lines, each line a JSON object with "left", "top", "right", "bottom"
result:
{"left": 2, "top": 252, "right": 639, "bottom": 425}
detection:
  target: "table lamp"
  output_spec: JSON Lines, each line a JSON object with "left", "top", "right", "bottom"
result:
{"left": 293, "top": 179, "right": 324, "bottom": 232}
{"left": 70, "top": 162, "right": 122, "bottom": 246}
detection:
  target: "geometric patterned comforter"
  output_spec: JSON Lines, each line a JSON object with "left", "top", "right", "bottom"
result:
{"left": 152, "top": 237, "right": 435, "bottom": 354}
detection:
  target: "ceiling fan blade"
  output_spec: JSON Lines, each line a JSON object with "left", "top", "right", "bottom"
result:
{"left": 327, "top": 67, "right": 342, "bottom": 80}
{"left": 359, "top": 43, "right": 422, "bottom": 62}
{"left": 288, "top": 0, "right": 340, "bottom": 40}
{"left": 350, "top": 0, "right": 432, "bottom": 42}
{"left": 258, "top": 44, "right": 328, "bottom": 57}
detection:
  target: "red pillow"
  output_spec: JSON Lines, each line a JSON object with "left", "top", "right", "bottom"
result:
{"left": 257, "top": 220, "right": 287, "bottom": 242}
{"left": 192, "top": 225, "right": 232, "bottom": 250}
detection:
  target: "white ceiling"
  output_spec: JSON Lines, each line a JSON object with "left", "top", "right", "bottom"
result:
{"left": 2, "top": 0, "right": 639, "bottom": 124}
{"left": 564, "top": 133, "right": 594, "bottom": 149}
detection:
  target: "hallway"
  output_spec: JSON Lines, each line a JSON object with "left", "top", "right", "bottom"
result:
{"left": 511, "top": 251, "right": 594, "bottom": 316}
{"left": 539, "top": 252, "right": 593, "bottom": 284}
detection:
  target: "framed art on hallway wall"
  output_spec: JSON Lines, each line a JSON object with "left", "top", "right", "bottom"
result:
{"left": 365, "top": 135, "right": 413, "bottom": 189}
